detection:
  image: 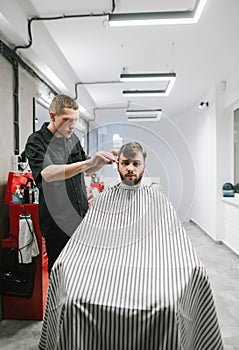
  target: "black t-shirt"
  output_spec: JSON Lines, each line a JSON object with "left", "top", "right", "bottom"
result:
{"left": 25, "top": 122, "right": 89, "bottom": 238}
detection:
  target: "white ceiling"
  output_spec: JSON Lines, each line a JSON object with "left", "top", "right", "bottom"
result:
{"left": 1, "top": 0, "right": 239, "bottom": 120}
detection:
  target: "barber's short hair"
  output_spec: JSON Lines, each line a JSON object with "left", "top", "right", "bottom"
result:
{"left": 118, "top": 142, "right": 147, "bottom": 161}
{"left": 49, "top": 94, "right": 78, "bottom": 116}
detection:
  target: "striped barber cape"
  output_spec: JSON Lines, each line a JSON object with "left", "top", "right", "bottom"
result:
{"left": 39, "top": 183, "right": 223, "bottom": 350}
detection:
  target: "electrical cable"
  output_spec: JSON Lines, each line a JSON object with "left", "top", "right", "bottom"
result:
{"left": 13, "top": 1, "right": 117, "bottom": 100}
{"left": 14, "top": 0, "right": 117, "bottom": 52}
{"left": 112, "top": 0, "right": 116, "bottom": 13}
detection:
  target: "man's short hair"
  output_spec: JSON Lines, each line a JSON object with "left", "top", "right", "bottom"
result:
{"left": 118, "top": 142, "right": 147, "bottom": 161}
{"left": 49, "top": 94, "right": 79, "bottom": 116}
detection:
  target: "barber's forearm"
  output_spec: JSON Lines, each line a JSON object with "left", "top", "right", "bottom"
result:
{"left": 41, "top": 159, "right": 93, "bottom": 182}
{"left": 84, "top": 164, "right": 104, "bottom": 174}
{"left": 41, "top": 151, "right": 116, "bottom": 182}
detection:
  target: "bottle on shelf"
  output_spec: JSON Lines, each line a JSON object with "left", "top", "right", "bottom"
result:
{"left": 32, "top": 185, "right": 39, "bottom": 204}
{"left": 12, "top": 185, "right": 23, "bottom": 203}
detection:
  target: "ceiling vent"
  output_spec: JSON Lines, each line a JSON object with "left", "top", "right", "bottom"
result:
{"left": 126, "top": 109, "right": 162, "bottom": 122}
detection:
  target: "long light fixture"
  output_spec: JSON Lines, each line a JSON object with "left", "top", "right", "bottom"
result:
{"left": 120, "top": 73, "right": 176, "bottom": 97}
{"left": 120, "top": 72, "right": 176, "bottom": 82}
{"left": 108, "top": 0, "right": 207, "bottom": 27}
{"left": 121, "top": 72, "right": 176, "bottom": 97}
{"left": 123, "top": 90, "right": 166, "bottom": 97}
{"left": 126, "top": 109, "right": 162, "bottom": 122}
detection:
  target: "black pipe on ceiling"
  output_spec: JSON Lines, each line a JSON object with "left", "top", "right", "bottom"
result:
{"left": 0, "top": 39, "right": 57, "bottom": 155}
{"left": 13, "top": 0, "right": 116, "bottom": 100}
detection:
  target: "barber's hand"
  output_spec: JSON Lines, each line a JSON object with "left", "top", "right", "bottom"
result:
{"left": 110, "top": 149, "right": 118, "bottom": 157}
{"left": 90, "top": 151, "right": 117, "bottom": 167}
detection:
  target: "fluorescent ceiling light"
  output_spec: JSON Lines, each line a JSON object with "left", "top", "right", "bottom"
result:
{"left": 121, "top": 72, "right": 176, "bottom": 96}
{"left": 120, "top": 72, "right": 176, "bottom": 82}
{"left": 126, "top": 109, "right": 162, "bottom": 122}
{"left": 122, "top": 88, "right": 173, "bottom": 97}
{"left": 108, "top": 0, "right": 207, "bottom": 27}
{"left": 123, "top": 90, "right": 166, "bottom": 97}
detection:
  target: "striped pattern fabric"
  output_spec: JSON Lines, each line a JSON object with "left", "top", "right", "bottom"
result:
{"left": 39, "top": 183, "right": 223, "bottom": 350}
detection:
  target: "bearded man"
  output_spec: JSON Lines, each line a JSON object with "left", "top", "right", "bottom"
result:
{"left": 39, "top": 142, "right": 223, "bottom": 350}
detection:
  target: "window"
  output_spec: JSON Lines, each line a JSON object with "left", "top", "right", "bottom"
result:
{"left": 33, "top": 97, "right": 49, "bottom": 132}
{"left": 75, "top": 117, "right": 89, "bottom": 154}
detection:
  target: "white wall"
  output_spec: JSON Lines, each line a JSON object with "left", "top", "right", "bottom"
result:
{"left": 0, "top": 55, "right": 14, "bottom": 234}
{"left": 178, "top": 78, "right": 237, "bottom": 242}
{"left": 178, "top": 87, "right": 218, "bottom": 239}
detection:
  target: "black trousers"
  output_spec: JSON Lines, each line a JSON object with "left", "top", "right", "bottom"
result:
{"left": 45, "top": 236, "right": 70, "bottom": 274}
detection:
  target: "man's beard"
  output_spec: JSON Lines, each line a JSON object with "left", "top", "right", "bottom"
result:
{"left": 119, "top": 170, "right": 144, "bottom": 186}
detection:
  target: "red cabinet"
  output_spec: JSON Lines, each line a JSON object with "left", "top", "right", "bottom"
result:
{"left": 2, "top": 172, "right": 49, "bottom": 320}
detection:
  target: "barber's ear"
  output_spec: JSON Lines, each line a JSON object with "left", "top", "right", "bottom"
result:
{"left": 49, "top": 111, "right": 55, "bottom": 122}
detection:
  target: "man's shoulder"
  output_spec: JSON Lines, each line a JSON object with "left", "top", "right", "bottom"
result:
{"left": 27, "top": 129, "right": 42, "bottom": 140}
{"left": 26, "top": 129, "right": 45, "bottom": 150}
{"left": 26, "top": 124, "right": 51, "bottom": 145}
{"left": 25, "top": 129, "right": 38, "bottom": 145}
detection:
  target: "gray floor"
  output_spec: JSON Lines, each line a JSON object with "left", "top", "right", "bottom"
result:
{"left": 0, "top": 222, "right": 239, "bottom": 349}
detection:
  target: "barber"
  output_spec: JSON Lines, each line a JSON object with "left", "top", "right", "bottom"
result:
{"left": 25, "top": 94, "right": 116, "bottom": 273}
